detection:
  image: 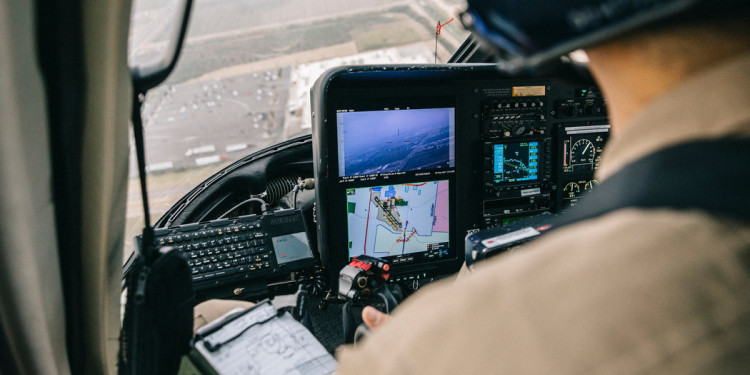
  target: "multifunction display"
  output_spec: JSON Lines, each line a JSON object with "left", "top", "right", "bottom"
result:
{"left": 316, "top": 100, "right": 459, "bottom": 283}
{"left": 334, "top": 106, "right": 457, "bottom": 269}
{"left": 346, "top": 181, "right": 450, "bottom": 263}
{"left": 492, "top": 141, "right": 539, "bottom": 183}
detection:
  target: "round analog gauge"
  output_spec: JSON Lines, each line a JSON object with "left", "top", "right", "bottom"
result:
{"left": 563, "top": 182, "right": 580, "bottom": 198}
{"left": 584, "top": 180, "right": 599, "bottom": 191}
{"left": 570, "top": 139, "right": 595, "bottom": 165}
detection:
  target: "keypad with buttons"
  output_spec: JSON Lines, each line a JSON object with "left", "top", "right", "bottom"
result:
{"left": 151, "top": 217, "right": 273, "bottom": 291}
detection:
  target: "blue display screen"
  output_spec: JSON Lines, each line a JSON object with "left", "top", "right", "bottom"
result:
{"left": 493, "top": 141, "right": 538, "bottom": 183}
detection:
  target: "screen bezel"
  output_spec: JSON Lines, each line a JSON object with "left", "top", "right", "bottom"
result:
{"left": 323, "top": 95, "right": 459, "bottom": 278}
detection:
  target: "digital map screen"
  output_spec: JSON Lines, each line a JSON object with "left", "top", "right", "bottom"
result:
{"left": 493, "top": 141, "right": 539, "bottom": 183}
{"left": 346, "top": 181, "right": 449, "bottom": 259}
{"left": 336, "top": 108, "right": 455, "bottom": 177}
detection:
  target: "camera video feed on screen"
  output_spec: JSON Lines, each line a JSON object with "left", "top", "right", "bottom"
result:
{"left": 493, "top": 141, "right": 539, "bottom": 183}
{"left": 336, "top": 108, "right": 455, "bottom": 177}
{"left": 345, "top": 180, "right": 450, "bottom": 260}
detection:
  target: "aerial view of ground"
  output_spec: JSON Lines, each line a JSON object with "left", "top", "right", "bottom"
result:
{"left": 337, "top": 108, "right": 455, "bottom": 176}
{"left": 124, "top": 0, "right": 468, "bottom": 258}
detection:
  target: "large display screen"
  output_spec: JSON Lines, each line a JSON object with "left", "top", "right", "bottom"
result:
{"left": 493, "top": 141, "right": 539, "bottom": 183}
{"left": 336, "top": 108, "right": 455, "bottom": 177}
{"left": 346, "top": 180, "right": 450, "bottom": 260}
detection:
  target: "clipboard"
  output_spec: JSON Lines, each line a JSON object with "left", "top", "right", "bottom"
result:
{"left": 185, "top": 300, "right": 336, "bottom": 375}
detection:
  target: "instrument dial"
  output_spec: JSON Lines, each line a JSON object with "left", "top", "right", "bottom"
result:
{"left": 570, "top": 139, "right": 595, "bottom": 165}
{"left": 563, "top": 182, "right": 580, "bottom": 198}
{"left": 584, "top": 180, "right": 598, "bottom": 191}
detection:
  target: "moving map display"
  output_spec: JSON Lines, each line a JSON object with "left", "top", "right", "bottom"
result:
{"left": 346, "top": 181, "right": 450, "bottom": 259}
{"left": 336, "top": 108, "right": 455, "bottom": 177}
{"left": 493, "top": 141, "right": 539, "bottom": 183}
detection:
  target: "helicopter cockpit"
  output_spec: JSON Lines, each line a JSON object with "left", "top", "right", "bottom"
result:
{"left": 122, "top": 0, "right": 611, "bottom": 355}
{"left": 3, "top": 0, "right": 749, "bottom": 373}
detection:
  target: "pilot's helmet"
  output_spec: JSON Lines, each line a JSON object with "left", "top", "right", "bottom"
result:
{"left": 460, "top": 0, "right": 748, "bottom": 72}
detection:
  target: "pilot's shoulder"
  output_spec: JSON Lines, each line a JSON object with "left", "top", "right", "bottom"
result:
{"left": 338, "top": 209, "right": 750, "bottom": 374}
{"left": 471, "top": 207, "right": 750, "bottom": 309}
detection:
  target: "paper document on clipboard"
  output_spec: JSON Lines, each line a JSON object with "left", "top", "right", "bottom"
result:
{"left": 194, "top": 301, "right": 336, "bottom": 375}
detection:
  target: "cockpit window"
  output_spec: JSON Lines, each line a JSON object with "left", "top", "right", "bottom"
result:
{"left": 124, "top": 0, "right": 470, "bottom": 260}
{"left": 128, "top": 0, "right": 180, "bottom": 69}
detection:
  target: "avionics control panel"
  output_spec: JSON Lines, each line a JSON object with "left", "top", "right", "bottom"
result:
{"left": 311, "top": 65, "right": 609, "bottom": 284}
{"left": 478, "top": 85, "right": 609, "bottom": 227}
{"left": 481, "top": 93, "right": 554, "bottom": 227}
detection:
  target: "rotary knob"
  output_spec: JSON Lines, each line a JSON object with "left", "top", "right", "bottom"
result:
{"left": 511, "top": 124, "right": 526, "bottom": 135}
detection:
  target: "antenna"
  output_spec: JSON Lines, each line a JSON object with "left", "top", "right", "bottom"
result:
{"left": 434, "top": 18, "right": 454, "bottom": 63}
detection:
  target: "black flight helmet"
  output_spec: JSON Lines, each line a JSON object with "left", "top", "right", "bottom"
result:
{"left": 461, "top": 0, "right": 749, "bottom": 73}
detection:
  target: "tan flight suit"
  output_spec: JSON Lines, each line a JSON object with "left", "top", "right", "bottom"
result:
{"left": 336, "top": 54, "right": 750, "bottom": 374}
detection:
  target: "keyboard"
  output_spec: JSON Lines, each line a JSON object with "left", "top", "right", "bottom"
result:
{"left": 142, "top": 209, "right": 314, "bottom": 292}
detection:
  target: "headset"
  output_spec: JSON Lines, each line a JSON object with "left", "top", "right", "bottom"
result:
{"left": 461, "top": 0, "right": 748, "bottom": 73}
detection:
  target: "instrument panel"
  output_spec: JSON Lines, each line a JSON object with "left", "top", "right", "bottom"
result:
{"left": 311, "top": 64, "right": 609, "bottom": 285}
{"left": 126, "top": 65, "right": 611, "bottom": 300}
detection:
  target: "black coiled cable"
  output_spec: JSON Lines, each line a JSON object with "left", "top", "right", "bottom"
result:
{"left": 262, "top": 176, "right": 299, "bottom": 206}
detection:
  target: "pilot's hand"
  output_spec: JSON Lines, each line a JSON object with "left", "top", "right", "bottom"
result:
{"left": 362, "top": 306, "right": 391, "bottom": 330}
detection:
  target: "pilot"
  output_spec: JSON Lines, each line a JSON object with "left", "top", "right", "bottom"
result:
{"left": 337, "top": 0, "right": 750, "bottom": 373}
